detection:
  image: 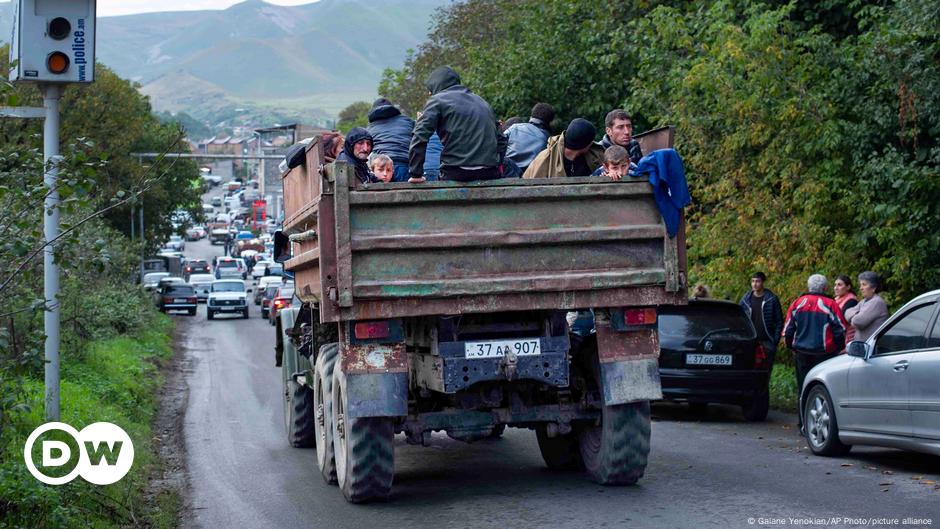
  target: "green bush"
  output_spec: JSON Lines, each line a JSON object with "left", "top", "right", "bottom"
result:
{"left": 0, "top": 314, "right": 173, "bottom": 529}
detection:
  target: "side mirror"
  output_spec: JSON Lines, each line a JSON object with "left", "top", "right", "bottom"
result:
{"left": 847, "top": 341, "right": 870, "bottom": 359}
{"left": 273, "top": 231, "right": 291, "bottom": 263}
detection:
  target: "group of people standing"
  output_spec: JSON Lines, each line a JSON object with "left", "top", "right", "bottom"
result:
{"left": 737, "top": 270, "right": 890, "bottom": 425}
{"left": 321, "top": 65, "right": 646, "bottom": 185}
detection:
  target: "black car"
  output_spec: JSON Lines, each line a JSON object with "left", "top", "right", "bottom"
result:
{"left": 183, "top": 259, "right": 211, "bottom": 278}
{"left": 155, "top": 284, "right": 198, "bottom": 316}
{"left": 657, "top": 299, "right": 771, "bottom": 421}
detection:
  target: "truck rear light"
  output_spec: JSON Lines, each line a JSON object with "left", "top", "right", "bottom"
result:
{"left": 354, "top": 321, "right": 390, "bottom": 340}
{"left": 624, "top": 308, "right": 657, "bottom": 326}
{"left": 754, "top": 342, "right": 769, "bottom": 369}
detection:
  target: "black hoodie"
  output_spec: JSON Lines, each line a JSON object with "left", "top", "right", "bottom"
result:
{"left": 409, "top": 66, "right": 507, "bottom": 178}
{"left": 367, "top": 98, "right": 415, "bottom": 165}
{"left": 336, "top": 127, "right": 375, "bottom": 184}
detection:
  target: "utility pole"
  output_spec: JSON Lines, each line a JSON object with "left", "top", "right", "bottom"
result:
{"left": 40, "top": 84, "right": 62, "bottom": 421}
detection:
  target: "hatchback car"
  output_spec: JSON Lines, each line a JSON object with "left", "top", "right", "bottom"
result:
{"left": 166, "top": 234, "right": 185, "bottom": 251}
{"left": 268, "top": 285, "right": 295, "bottom": 326}
{"left": 252, "top": 260, "right": 274, "bottom": 280}
{"left": 142, "top": 272, "right": 170, "bottom": 291}
{"left": 155, "top": 284, "right": 197, "bottom": 315}
{"left": 183, "top": 259, "right": 211, "bottom": 278}
{"left": 255, "top": 276, "right": 283, "bottom": 305}
{"left": 206, "top": 280, "right": 250, "bottom": 320}
{"left": 188, "top": 273, "right": 215, "bottom": 302}
{"left": 801, "top": 290, "right": 940, "bottom": 457}
{"left": 657, "top": 299, "right": 771, "bottom": 421}
{"left": 215, "top": 257, "right": 246, "bottom": 280}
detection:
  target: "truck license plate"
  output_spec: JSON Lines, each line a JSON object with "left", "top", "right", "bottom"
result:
{"left": 686, "top": 354, "right": 732, "bottom": 366}
{"left": 464, "top": 339, "right": 541, "bottom": 359}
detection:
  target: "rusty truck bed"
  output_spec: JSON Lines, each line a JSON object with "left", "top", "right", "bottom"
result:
{"left": 282, "top": 127, "right": 687, "bottom": 323}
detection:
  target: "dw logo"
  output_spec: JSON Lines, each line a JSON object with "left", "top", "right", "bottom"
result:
{"left": 23, "top": 422, "right": 134, "bottom": 485}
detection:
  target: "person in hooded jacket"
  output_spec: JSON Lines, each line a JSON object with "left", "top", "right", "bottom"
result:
{"left": 367, "top": 98, "right": 415, "bottom": 182}
{"left": 335, "top": 127, "right": 376, "bottom": 185}
{"left": 409, "top": 66, "right": 507, "bottom": 182}
{"left": 504, "top": 103, "right": 555, "bottom": 174}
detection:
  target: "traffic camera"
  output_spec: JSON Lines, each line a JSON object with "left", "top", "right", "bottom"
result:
{"left": 9, "top": 0, "right": 97, "bottom": 84}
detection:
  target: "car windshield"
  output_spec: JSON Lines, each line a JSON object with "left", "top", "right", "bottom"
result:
{"left": 212, "top": 282, "right": 244, "bottom": 293}
{"left": 143, "top": 273, "right": 169, "bottom": 283}
{"left": 165, "top": 286, "right": 195, "bottom": 295}
{"left": 658, "top": 304, "right": 756, "bottom": 344}
{"left": 264, "top": 286, "right": 280, "bottom": 297}
{"left": 169, "top": 236, "right": 182, "bottom": 241}
{"left": 217, "top": 261, "right": 237, "bottom": 268}
{"left": 277, "top": 288, "right": 295, "bottom": 298}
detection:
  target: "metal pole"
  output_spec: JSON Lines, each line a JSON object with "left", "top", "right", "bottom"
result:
{"left": 130, "top": 204, "right": 135, "bottom": 240}
{"left": 40, "top": 84, "right": 62, "bottom": 422}
{"left": 139, "top": 204, "right": 145, "bottom": 282}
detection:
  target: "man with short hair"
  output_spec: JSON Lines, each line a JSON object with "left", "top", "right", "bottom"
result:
{"left": 740, "top": 271, "right": 784, "bottom": 365}
{"left": 523, "top": 118, "right": 605, "bottom": 179}
{"left": 409, "top": 66, "right": 506, "bottom": 182}
{"left": 504, "top": 103, "right": 555, "bottom": 174}
{"left": 335, "top": 127, "right": 375, "bottom": 184}
{"left": 783, "top": 274, "right": 848, "bottom": 428}
{"left": 367, "top": 97, "right": 415, "bottom": 182}
{"left": 600, "top": 109, "right": 643, "bottom": 164}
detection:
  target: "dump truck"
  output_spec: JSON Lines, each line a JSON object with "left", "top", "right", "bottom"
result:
{"left": 273, "top": 127, "right": 687, "bottom": 503}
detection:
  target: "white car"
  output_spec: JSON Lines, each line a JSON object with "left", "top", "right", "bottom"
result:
{"left": 142, "top": 272, "right": 170, "bottom": 291}
{"left": 188, "top": 273, "right": 215, "bottom": 302}
{"left": 252, "top": 260, "right": 274, "bottom": 279}
{"left": 214, "top": 257, "right": 247, "bottom": 280}
{"left": 166, "top": 234, "right": 185, "bottom": 251}
{"left": 802, "top": 289, "right": 940, "bottom": 457}
{"left": 206, "top": 280, "right": 250, "bottom": 320}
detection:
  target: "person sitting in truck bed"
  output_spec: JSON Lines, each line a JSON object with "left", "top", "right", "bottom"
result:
{"left": 367, "top": 98, "right": 414, "bottom": 182}
{"left": 590, "top": 145, "right": 639, "bottom": 180}
{"left": 335, "top": 127, "right": 376, "bottom": 185}
{"left": 523, "top": 118, "right": 604, "bottom": 178}
{"left": 408, "top": 66, "right": 506, "bottom": 182}
{"left": 599, "top": 109, "right": 643, "bottom": 164}
{"left": 504, "top": 102, "right": 555, "bottom": 175}
{"left": 368, "top": 153, "right": 395, "bottom": 183}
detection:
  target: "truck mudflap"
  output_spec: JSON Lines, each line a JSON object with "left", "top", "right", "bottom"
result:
{"left": 411, "top": 335, "right": 570, "bottom": 394}
{"left": 595, "top": 311, "right": 663, "bottom": 405}
{"left": 339, "top": 341, "right": 409, "bottom": 419}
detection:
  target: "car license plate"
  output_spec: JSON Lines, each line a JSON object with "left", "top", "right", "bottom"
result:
{"left": 686, "top": 354, "right": 732, "bottom": 366}
{"left": 464, "top": 339, "right": 540, "bottom": 359}
{"left": 220, "top": 307, "right": 237, "bottom": 311}
{"left": 174, "top": 298, "right": 188, "bottom": 303}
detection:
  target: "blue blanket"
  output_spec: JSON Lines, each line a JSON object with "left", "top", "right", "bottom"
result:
{"left": 635, "top": 148, "right": 691, "bottom": 237}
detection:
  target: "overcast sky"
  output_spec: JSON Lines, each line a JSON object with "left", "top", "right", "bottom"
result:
{"left": 1, "top": 0, "right": 319, "bottom": 17}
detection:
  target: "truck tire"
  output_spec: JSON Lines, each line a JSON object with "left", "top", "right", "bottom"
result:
{"left": 536, "top": 425, "right": 583, "bottom": 470}
{"left": 578, "top": 400, "right": 651, "bottom": 485}
{"left": 283, "top": 362, "right": 317, "bottom": 448}
{"left": 332, "top": 366, "right": 394, "bottom": 503}
{"left": 314, "top": 343, "right": 340, "bottom": 484}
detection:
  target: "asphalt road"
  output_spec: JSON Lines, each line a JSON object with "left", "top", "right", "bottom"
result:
{"left": 175, "top": 236, "right": 939, "bottom": 529}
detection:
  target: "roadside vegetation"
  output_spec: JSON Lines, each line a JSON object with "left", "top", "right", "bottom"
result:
{"left": 0, "top": 45, "right": 199, "bottom": 528}
{"left": 381, "top": 0, "right": 940, "bottom": 408}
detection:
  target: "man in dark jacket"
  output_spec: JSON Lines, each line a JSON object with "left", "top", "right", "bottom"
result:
{"left": 409, "top": 66, "right": 506, "bottom": 182}
{"left": 504, "top": 102, "right": 555, "bottom": 174}
{"left": 367, "top": 98, "right": 414, "bottom": 182}
{"left": 335, "top": 127, "right": 375, "bottom": 185}
{"left": 599, "top": 109, "right": 643, "bottom": 164}
{"left": 782, "top": 274, "right": 848, "bottom": 428}
{"left": 739, "top": 271, "right": 785, "bottom": 364}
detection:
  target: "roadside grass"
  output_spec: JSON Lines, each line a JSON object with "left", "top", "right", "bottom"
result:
{"left": 0, "top": 315, "right": 177, "bottom": 529}
{"left": 769, "top": 362, "right": 799, "bottom": 414}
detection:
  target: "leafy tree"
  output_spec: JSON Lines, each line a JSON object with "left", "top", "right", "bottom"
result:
{"left": 336, "top": 100, "right": 371, "bottom": 133}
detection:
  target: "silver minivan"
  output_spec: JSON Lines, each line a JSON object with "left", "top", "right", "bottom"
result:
{"left": 801, "top": 289, "right": 940, "bottom": 457}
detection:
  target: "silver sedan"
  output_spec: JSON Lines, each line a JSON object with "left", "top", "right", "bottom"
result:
{"left": 800, "top": 289, "right": 940, "bottom": 457}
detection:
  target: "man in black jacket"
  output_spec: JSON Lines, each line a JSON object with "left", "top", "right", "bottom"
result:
{"left": 409, "top": 66, "right": 506, "bottom": 182}
{"left": 367, "top": 98, "right": 415, "bottom": 182}
{"left": 740, "top": 271, "right": 785, "bottom": 364}
{"left": 335, "top": 127, "right": 375, "bottom": 185}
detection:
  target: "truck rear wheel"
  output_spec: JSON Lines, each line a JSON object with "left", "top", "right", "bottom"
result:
{"left": 283, "top": 362, "right": 316, "bottom": 448}
{"left": 536, "top": 425, "right": 583, "bottom": 470}
{"left": 578, "top": 400, "right": 651, "bottom": 485}
{"left": 332, "top": 366, "right": 394, "bottom": 503}
{"left": 314, "top": 343, "right": 340, "bottom": 485}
